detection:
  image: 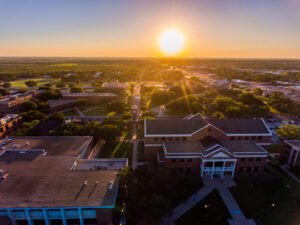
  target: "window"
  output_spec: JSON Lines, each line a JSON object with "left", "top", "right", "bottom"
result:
{"left": 154, "top": 137, "right": 158, "bottom": 141}
{"left": 182, "top": 137, "right": 187, "bottom": 141}
{"left": 239, "top": 167, "right": 244, "bottom": 172}
{"left": 246, "top": 167, "right": 252, "bottom": 172}
{"left": 256, "top": 158, "right": 261, "bottom": 162}
{"left": 230, "top": 137, "right": 235, "bottom": 140}
{"left": 249, "top": 158, "right": 253, "bottom": 162}
{"left": 238, "top": 136, "right": 242, "bottom": 140}
{"left": 168, "top": 137, "right": 173, "bottom": 141}
{"left": 258, "top": 136, "right": 263, "bottom": 140}
{"left": 179, "top": 168, "right": 184, "bottom": 173}
{"left": 208, "top": 128, "right": 211, "bottom": 132}
{"left": 175, "top": 137, "right": 180, "bottom": 141}
{"left": 186, "top": 167, "right": 191, "bottom": 173}
{"left": 180, "top": 159, "right": 184, "bottom": 163}
{"left": 254, "top": 167, "right": 259, "bottom": 172}
{"left": 187, "top": 158, "right": 193, "bottom": 163}
{"left": 172, "top": 159, "right": 176, "bottom": 163}
{"left": 161, "top": 137, "right": 166, "bottom": 141}
{"left": 241, "top": 158, "right": 246, "bottom": 162}
{"left": 251, "top": 136, "right": 256, "bottom": 140}
{"left": 244, "top": 136, "right": 249, "bottom": 140}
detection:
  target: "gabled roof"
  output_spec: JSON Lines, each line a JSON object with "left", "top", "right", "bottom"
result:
{"left": 145, "top": 118, "right": 208, "bottom": 135}
{"left": 145, "top": 117, "right": 271, "bottom": 136}
{"left": 207, "top": 118, "right": 271, "bottom": 135}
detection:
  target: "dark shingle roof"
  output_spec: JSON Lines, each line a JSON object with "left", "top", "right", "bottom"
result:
{"left": 145, "top": 118, "right": 208, "bottom": 135}
{"left": 207, "top": 118, "right": 270, "bottom": 134}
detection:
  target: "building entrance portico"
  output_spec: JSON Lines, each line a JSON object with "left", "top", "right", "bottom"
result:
{"left": 201, "top": 159, "right": 236, "bottom": 179}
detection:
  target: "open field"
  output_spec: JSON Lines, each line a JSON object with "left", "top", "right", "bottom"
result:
{"left": 63, "top": 109, "right": 80, "bottom": 116}
{"left": 231, "top": 164, "right": 300, "bottom": 225}
{"left": 10, "top": 78, "right": 60, "bottom": 88}
{"left": 82, "top": 105, "right": 117, "bottom": 116}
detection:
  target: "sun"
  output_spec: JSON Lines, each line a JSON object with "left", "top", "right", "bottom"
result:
{"left": 159, "top": 28, "right": 185, "bottom": 56}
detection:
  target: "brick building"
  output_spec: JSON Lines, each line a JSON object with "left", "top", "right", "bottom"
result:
{"left": 0, "top": 91, "right": 36, "bottom": 114}
{"left": 0, "top": 114, "right": 22, "bottom": 138}
{"left": 144, "top": 114, "right": 272, "bottom": 179}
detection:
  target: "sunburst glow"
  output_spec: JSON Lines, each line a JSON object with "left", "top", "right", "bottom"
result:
{"left": 159, "top": 28, "right": 185, "bottom": 56}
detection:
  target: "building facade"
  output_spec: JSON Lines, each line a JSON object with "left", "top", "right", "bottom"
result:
{"left": 0, "top": 91, "right": 36, "bottom": 114}
{"left": 281, "top": 140, "right": 300, "bottom": 167}
{"left": 144, "top": 114, "right": 272, "bottom": 179}
{"left": 0, "top": 114, "right": 22, "bottom": 138}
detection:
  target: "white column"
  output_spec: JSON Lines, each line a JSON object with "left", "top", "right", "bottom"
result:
{"left": 221, "top": 161, "right": 225, "bottom": 179}
{"left": 60, "top": 208, "right": 67, "bottom": 225}
{"left": 25, "top": 209, "right": 33, "bottom": 225}
{"left": 231, "top": 160, "right": 237, "bottom": 178}
{"left": 288, "top": 149, "right": 294, "bottom": 166}
{"left": 211, "top": 161, "right": 215, "bottom": 179}
{"left": 293, "top": 150, "right": 299, "bottom": 166}
{"left": 78, "top": 208, "right": 84, "bottom": 225}
{"left": 201, "top": 160, "right": 205, "bottom": 177}
{"left": 43, "top": 209, "right": 50, "bottom": 225}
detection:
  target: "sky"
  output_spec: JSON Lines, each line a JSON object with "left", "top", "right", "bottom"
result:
{"left": 0, "top": 0, "right": 300, "bottom": 58}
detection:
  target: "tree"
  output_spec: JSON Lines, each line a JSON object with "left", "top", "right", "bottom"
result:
{"left": 25, "top": 80, "right": 38, "bottom": 87}
{"left": 0, "top": 88, "right": 7, "bottom": 96}
{"left": 122, "top": 112, "right": 132, "bottom": 120}
{"left": 2, "top": 82, "right": 11, "bottom": 88}
{"left": 20, "top": 101, "right": 38, "bottom": 111}
{"left": 15, "top": 120, "right": 40, "bottom": 136}
{"left": 107, "top": 100, "right": 126, "bottom": 113}
{"left": 239, "top": 92, "right": 264, "bottom": 106}
{"left": 37, "top": 90, "right": 61, "bottom": 101}
{"left": 97, "top": 124, "right": 121, "bottom": 142}
{"left": 56, "top": 83, "right": 66, "bottom": 88}
{"left": 21, "top": 110, "right": 47, "bottom": 122}
{"left": 70, "top": 87, "right": 83, "bottom": 93}
{"left": 48, "top": 112, "right": 65, "bottom": 122}
{"left": 277, "top": 124, "right": 300, "bottom": 140}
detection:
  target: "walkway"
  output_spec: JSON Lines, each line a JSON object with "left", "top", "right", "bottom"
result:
{"left": 159, "top": 179, "right": 257, "bottom": 225}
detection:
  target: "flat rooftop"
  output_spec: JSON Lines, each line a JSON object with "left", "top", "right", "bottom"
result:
{"left": 48, "top": 99, "right": 76, "bottom": 108}
{"left": 0, "top": 136, "right": 119, "bottom": 208}
{"left": 62, "top": 92, "right": 119, "bottom": 97}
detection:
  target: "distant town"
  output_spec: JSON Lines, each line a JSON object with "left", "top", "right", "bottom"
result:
{"left": 0, "top": 58, "right": 300, "bottom": 225}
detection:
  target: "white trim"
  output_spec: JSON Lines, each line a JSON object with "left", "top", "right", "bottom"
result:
{"left": 144, "top": 144, "right": 163, "bottom": 147}
{"left": 260, "top": 117, "right": 273, "bottom": 136}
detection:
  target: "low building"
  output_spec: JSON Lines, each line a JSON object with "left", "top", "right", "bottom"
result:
{"left": 0, "top": 136, "right": 127, "bottom": 225}
{"left": 0, "top": 91, "right": 36, "bottom": 114}
{"left": 62, "top": 92, "right": 122, "bottom": 104}
{"left": 0, "top": 114, "right": 22, "bottom": 138}
{"left": 144, "top": 114, "right": 272, "bottom": 179}
{"left": 48, "top": 99, "right": 77, "bottom": 112}
{"left": 281, "top": 140, "right": 300, "bottom": 167}
{"left": 101, "top": 82, "right": 127, "bottom": 89}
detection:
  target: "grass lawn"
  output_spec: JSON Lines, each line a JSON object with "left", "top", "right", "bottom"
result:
{"left": 175, "top": 190, "right": 231, "bottom": 225}
{"left": 63, "top": 109, "right": 80, "bottom": 116}
{"left": 83, "top": 105, "right": 117, "bottom": 116}
{"left": 10, "top": 78, "right": 60, "bottom": 88}
{"left": 98, "top": 141, "right": 133, "bottom": 164}
{"left": 231, "top": 164, "right": 300, "bottom": 225}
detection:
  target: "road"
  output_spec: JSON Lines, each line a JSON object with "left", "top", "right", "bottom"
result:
{"left": 131, "top": 84, "right": 141, "bottom": 169}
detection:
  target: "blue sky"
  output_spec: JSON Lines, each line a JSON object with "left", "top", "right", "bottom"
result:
{"left": 0, "top": 0, "right": 299, "bottom": 58}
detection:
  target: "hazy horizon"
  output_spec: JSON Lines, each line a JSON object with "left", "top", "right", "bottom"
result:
{"left": 1, "top": 0, "right": 300, "bottom": 58}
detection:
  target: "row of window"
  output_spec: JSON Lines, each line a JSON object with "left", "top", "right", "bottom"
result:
{"left": 171, "top": 158, "right": 193, "bottom": 163}
{"left": 240, "top": 157, "right": 262, "bottom": 162}
{"left": 154, "top": 137, "right": 187, "bottom": 141}
{"left": 230, "top": 136, "right": 263, "bottom": 141}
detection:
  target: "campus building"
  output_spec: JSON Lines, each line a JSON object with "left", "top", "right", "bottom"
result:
{"left": 0, "top": 136, "right": 127, "bottom": 225}
{"left": 0, "top": 114, "right": 22, "bottom": 138}
{"left": 62, "top": 92, "right": 122, "bottom": 104}
{"left": 0, "top": 91, "right": 36, "bottom": 114}
{"left": 281, "top": 140, "right": 300, "bottom": 167}
{"left": 144, "top": 114, "right": 272, "bottom": 179}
